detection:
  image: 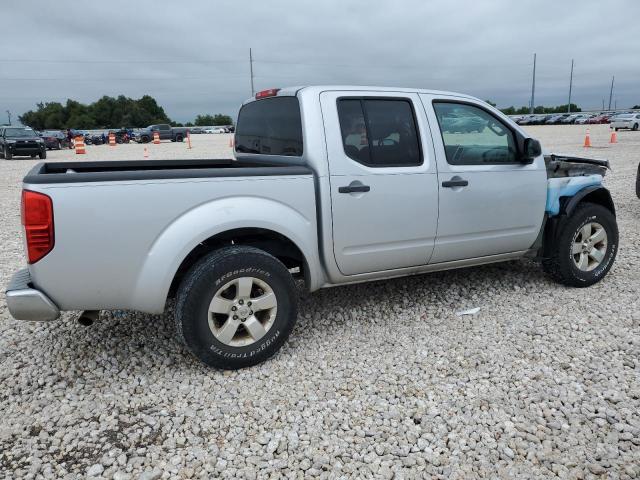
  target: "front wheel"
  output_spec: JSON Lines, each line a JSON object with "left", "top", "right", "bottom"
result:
{"left": 633, "top": 123, "right": 639, "bottom": 131}
{"left": 543, "top": 202, "right": 618, "bottom": 287}
{"left": 175, "top": 135, "right": 184, "bottom": 142}
{"left": 175, "top": 246, "right": 298, "bottom": 369}
{"left": 39, "top": 151, "right": 47, "bottom": 159}
{"left": 4, "top": 147, "right": 12, "bottom": 160}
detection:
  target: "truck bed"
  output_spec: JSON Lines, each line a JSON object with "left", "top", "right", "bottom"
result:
{"left": 24, "top": 159, "right": 312, "bottom": 184}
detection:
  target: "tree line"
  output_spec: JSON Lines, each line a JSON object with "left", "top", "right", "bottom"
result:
{"left": 18, "top": 95, "right": 232, "bottom": 130}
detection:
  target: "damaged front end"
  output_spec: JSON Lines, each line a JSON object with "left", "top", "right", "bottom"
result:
{"left": 544, "top": 154, "right": 610, "bottom": 215}
{"left": 529, "top": 154, "right": 614, "bottom": 260}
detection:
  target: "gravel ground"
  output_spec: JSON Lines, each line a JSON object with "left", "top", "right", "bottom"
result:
{"left": 1, "top": 125, "right": 639, "bottom": 479}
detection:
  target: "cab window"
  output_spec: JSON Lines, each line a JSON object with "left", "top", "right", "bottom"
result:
{"left": 337, "top": 98, "right": 422, "bottom": 167}
{"left": 433, "top": 102, "right": 518, "bottom": 165}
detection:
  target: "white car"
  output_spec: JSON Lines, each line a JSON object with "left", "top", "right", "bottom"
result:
{"left": 610, "top": 113, "right": 640, "bottom": 131}
{"left": 204, "top": 127, "right": 226, "bottom": 134}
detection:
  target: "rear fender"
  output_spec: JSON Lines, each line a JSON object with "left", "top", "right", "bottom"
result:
{"left": 131, "top": 196, "right": 322, "bottom": 313}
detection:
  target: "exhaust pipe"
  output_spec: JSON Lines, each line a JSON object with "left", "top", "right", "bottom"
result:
{"left": 77, "top": 310, "right": 99, "bottom": 326}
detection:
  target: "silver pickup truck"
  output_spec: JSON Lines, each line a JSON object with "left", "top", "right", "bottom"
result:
{"left": 7, "top": 86, "right": 618, "bottom": 369}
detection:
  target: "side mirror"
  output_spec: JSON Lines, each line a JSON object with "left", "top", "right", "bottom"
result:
{"left": 522, "top": 138, "right": 542, "bottom": 163}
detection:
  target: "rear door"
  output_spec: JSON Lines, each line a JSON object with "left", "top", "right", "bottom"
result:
{"left": 158, "top": 124, "right": 172, "bottom": 140}
{"left": 421, "top": 95, "right": 547, "bottom": 263}
{"left": 320, "top": 91, "right": 439, "bottom": 276}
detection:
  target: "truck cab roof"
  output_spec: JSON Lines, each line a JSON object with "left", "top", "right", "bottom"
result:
{"left": 243, "top": 85, "right": 479, "bottom": 105}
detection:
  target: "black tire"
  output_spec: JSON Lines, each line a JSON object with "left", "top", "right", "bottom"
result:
{"left": 141, "top": 136, "right": 150, "bottom": 143}
{"left": 636, "top": 162, "right": 640, "bottom": 199}
{"left": 615, "top": 128, "right": 619, "bottom": 132}
{"left": 30, "top": 154, "right": 36, "bottom": 158}
{"left": 175, "top": 135, "right": 183, "bottom": 142}
{"left": 4, "top": 147, "right": 12, "bottom": 160}
{"left": 543, "top": 202, "right": 618, "bottom": 287}
{"left": 39, "top": 151, "right": 46, "bottom": 159}
{"left": 633, "top": 123, "right": 639, "bottom": 131}
{"left": 175, "top": 246, "right": 298, "bottom": 369}
{"left": 57, "top": 141, "right": 61, "bottom": 150}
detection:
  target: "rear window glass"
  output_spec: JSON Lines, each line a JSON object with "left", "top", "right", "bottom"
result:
{"left": 235, "top": 97, "right": 303, "bottom": 156}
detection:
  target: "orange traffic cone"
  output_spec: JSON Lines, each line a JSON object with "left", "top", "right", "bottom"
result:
{"left": 74, "top": 136, "right": 86, "bottom": 154}
{"left": 143, "top": 147, "right": 149, "bottom": 159}
{"left": 228, "top": 137, "right": 234, "bottom": 148}
{"left": 610, "top": 131, "right": 617, "bottom": 144}
{"left": 186, "top": 131, "right": 192, "bottom": 149}
{"left": 583, "top": 129, "right": 591, "bottom": 148}
{"left": 108, "top": 133, "right": 116, "bottom": 146}
{"left": 153, "top": 131, "right": 160, "bottom": 144}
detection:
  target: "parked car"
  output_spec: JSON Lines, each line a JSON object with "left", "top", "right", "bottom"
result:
{"left": 6, "top": 86, "right": 618, "bottom": 370}
{"left": 575, "top": 114, "right": 594, "bottom": 125}
{"left": 190, "top": 127, "right": 205, "bottom": 134}
{"left": 89, "top": 134, "right": 104, "bottom": 145}
{"left": 203, "top": 127, "right": 226, "bottom": 134}
{"left": 545, "top": 114, "right": 569, "bottom": 125}
{"left": 0, "top": 126, "right": 46, "bottom": 159}
{"left": 561, "top": 114, "right": 582, "bottom": 124}
{"left": 136, "top": 124, "right": 189, "bottom": 143}
{"left": 610, "top": 113, "right": 640, "bottom": 131}
{"left": 516, "top": 114, "right": 537, "bottom": 125}
{"left": 39, "top": 130, "right": 68, "bottom": 150}
{"left": 587, "top": 114, "right": 609, "bottom": 124}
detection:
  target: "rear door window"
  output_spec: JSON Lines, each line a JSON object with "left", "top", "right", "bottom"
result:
{"left": 235, "top": 97, "right": 303, "bottom": 156}
{"left": 337, "top": 98, "right": 422, "bottom": 167}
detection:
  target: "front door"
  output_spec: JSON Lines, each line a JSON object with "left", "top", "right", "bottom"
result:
{"left": 320, "top": 91, "right": 439, "bottom": 276}
{"left": 420, "top": 96, "right": 547, "bottom": 263}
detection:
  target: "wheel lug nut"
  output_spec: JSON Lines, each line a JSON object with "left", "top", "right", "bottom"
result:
{"left": 247, "top": 301, "right": 252, "bottom": 306}
{"left": 239, "top": 299, "right": 244, "bottom": 305}
{"left": 231, "top": 306, "right": 237, "bottom": 311}
{"left": 233, "top": 315, "right": 238, "bottom": 320}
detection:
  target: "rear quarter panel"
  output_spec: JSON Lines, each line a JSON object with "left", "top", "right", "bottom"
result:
{"left": 25, "top": 174, "right": 319, "bottom": 313}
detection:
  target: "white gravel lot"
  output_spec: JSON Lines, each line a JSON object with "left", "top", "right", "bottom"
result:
{"left": 1, "top": 125, "right": 639, "bottom": 479}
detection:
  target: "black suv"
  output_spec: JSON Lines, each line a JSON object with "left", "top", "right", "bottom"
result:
{"left": 0, "top": 127, "right": 46, "bottom": 159}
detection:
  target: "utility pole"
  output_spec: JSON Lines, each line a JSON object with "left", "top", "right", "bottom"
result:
{"left": 5, "top": 110, "right": 11, "bottom": 125}
{"left": 567, "top": 59, "right": 574, "bottom": 113}
{"left": 529, "top": 53, "right": 536, "bottom": 114}
{"left": 614, "top": 100, "right": 617, "bottom": 111}
{"left": 602, "top": 99, "right": 605, "bottom": 110}
{"left": 608, "top": 75, "right": 614, "bottom": 111}
{"left": 249, "top": 48, "right": 255, "bottom": 96}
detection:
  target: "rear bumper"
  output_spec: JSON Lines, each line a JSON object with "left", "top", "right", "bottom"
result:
{"left": 5, "top": 268, "right": 60, "bottom": 321}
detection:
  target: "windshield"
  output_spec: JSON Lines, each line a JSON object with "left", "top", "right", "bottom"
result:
{"left": 617, "top": 114, "right": 633, "bottom": 119}
{"left": 5, "top": 128, "right": 38, "bottom": 138}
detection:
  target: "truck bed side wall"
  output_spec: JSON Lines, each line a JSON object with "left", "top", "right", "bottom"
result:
{"left": 26, "top": 174, "right": 319, "bottom": 313}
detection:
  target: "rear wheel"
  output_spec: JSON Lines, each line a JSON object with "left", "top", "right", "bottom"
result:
{"left": 175, "top": 246, "right": 298, "bottom": 369}
{"left": 39, "top": 151, "right": 46, "bottom": 159}
{"left": 633, "top": 123, "right": 639, "bottom": 131}
{"left": 4, "top": 147, "right": 12, "bottom": 160}
{"left": 175, "top": 134, "right": 184, "bottom": 142}
{"left": 543, "top": 203, "right": 618, "bottom": 287}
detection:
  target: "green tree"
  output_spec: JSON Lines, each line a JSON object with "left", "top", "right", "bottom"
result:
{"left": 194, "top": 113, "right": 233, "bottom": 126}
{"left": 18, "top": 94, "right": 173, "bottom": 129}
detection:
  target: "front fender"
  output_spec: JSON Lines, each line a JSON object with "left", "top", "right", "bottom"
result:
{"left": 131, "top": 196, "right": 322, "bottom": 313}
{"left": 562, "top": 185, "right": 615, "bottom": 217}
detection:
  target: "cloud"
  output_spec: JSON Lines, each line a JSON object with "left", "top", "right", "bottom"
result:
{"left": 3, "top": 0, "right": 639, "bottom": 123}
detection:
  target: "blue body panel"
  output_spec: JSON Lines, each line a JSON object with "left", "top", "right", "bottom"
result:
{"left": 546, "top": 175, "right": 603, "bottom": 215}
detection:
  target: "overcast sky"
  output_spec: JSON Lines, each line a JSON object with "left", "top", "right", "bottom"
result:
{"left": 4, "top": 1, "right": 639, "bottom": 123}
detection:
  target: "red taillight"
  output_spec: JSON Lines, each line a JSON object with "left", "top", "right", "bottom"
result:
{"left": 255, "top": 88, "right": 280, "bottom": 99}
{"left": 21, "top": 190, "right": 54, "bottom": 264}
